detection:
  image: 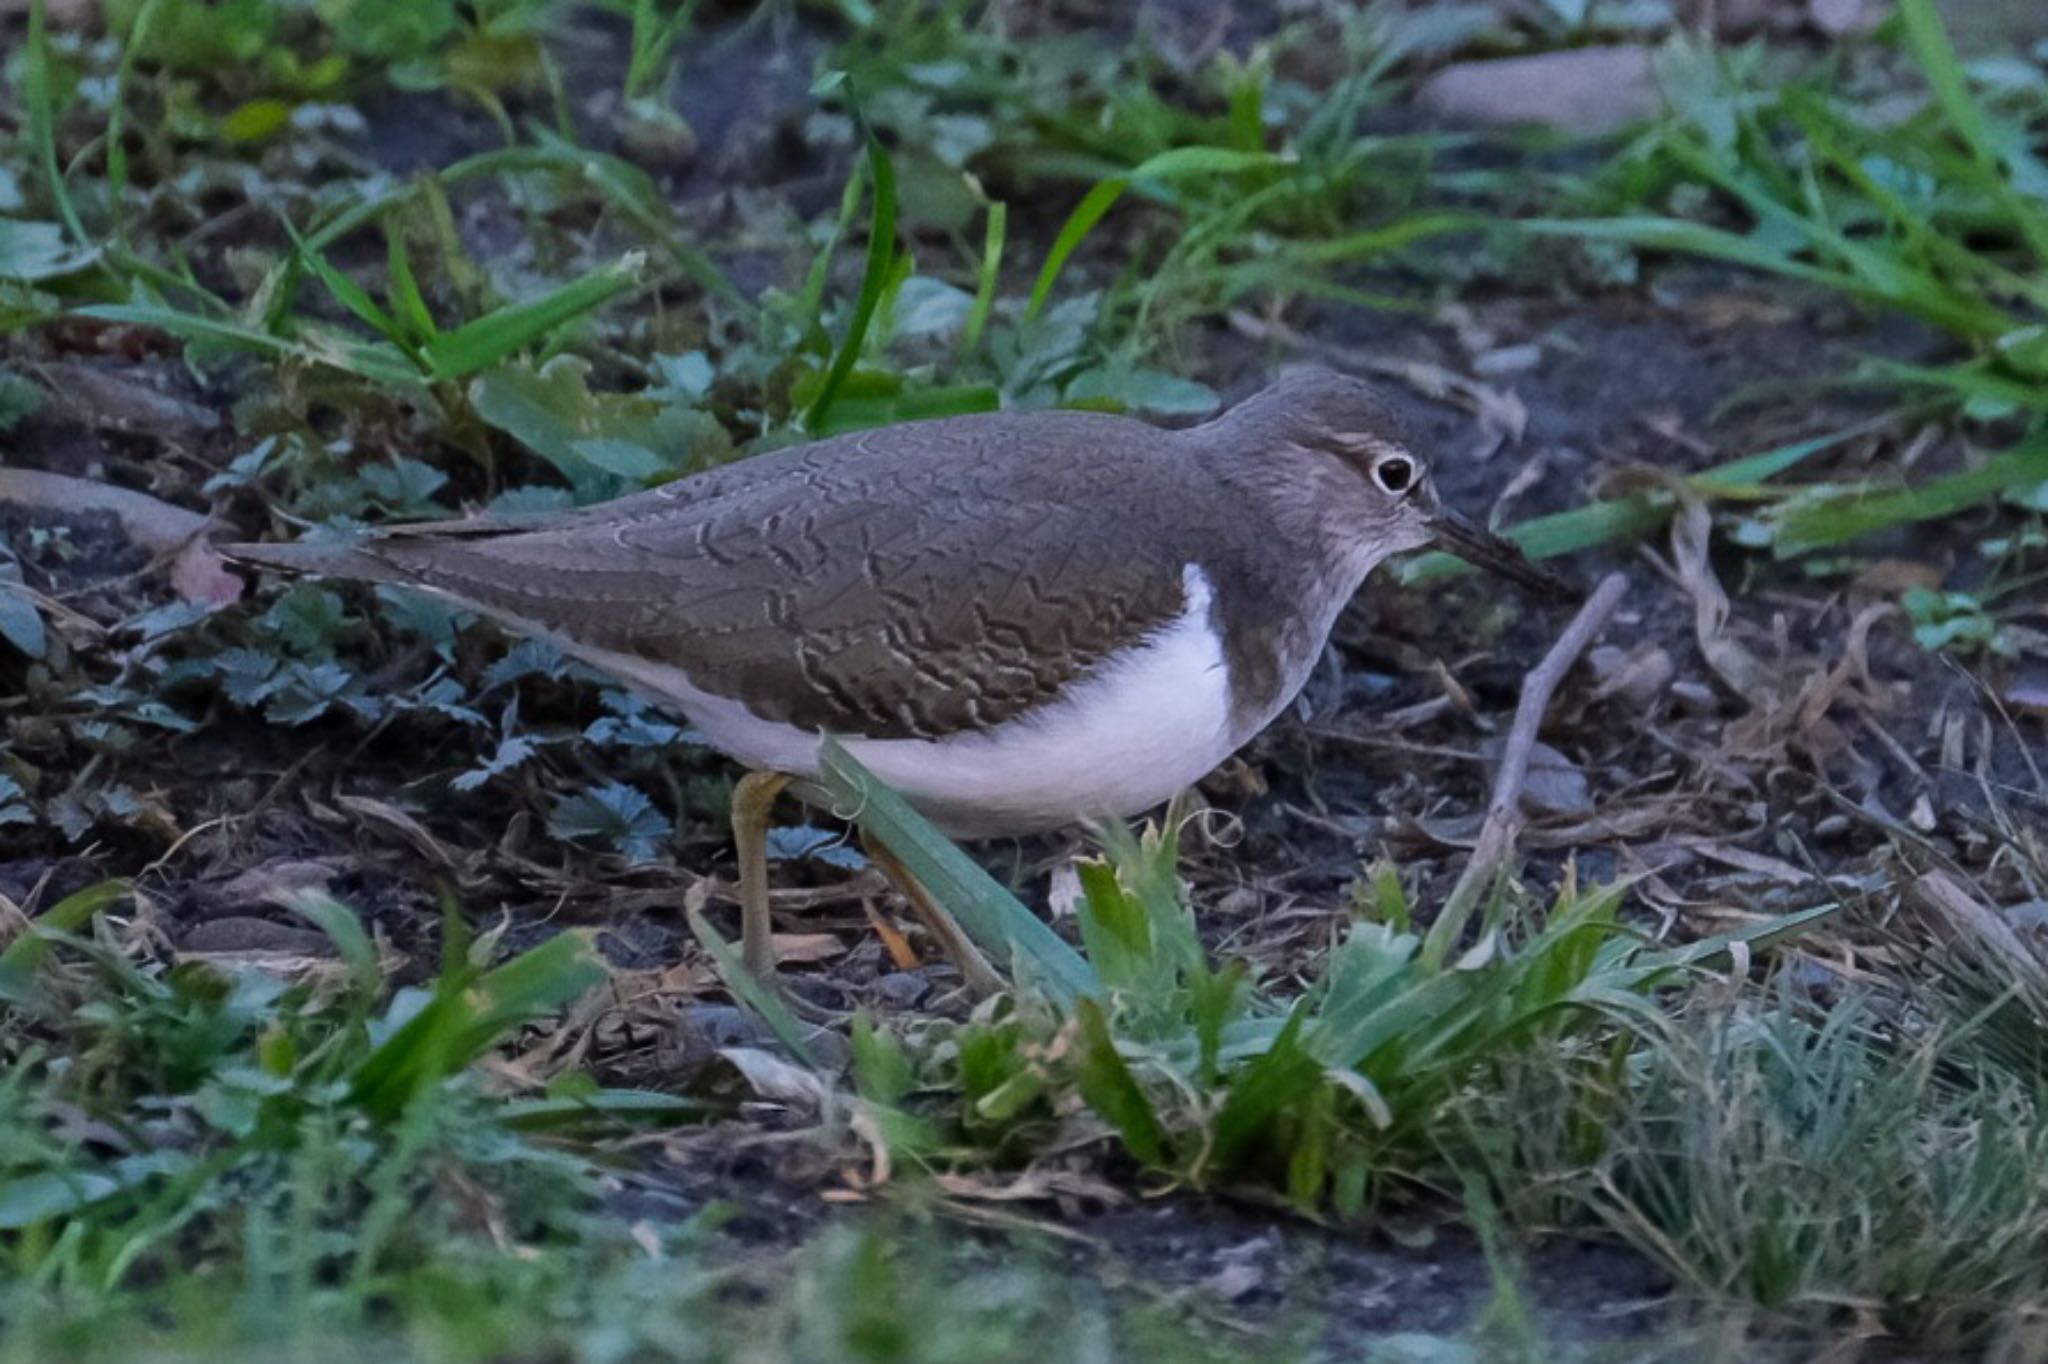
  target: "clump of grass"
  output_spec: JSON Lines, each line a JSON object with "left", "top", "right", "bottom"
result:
{"left": 1530, "top": 0, "right": 2048, "bottom": 556}
{"left": 1584, "top": 986, "right": 2048, "bottom": 1353}
{"left": 0, "top": 880, "right": 700, "bottom": 1337}
{"left": 1447, "top": 824, "right": 2048, "bottom": 1355}
{"left": 823, "top": 745, "right": 1825, "bottom": 1216}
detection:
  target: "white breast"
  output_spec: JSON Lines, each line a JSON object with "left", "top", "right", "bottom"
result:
{"left": 568, "top": 563, "right": 1242, "bottom": 838}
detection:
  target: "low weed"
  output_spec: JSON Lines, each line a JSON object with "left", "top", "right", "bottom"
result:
{"left": 0, "top": 878, "right": 701, "bottom": 1335}
{"left": 1531, "top": 0, "right": 2048, "bottom": 580}
{"left": 824, "top": 746, "right": 1826, "bottom": 1217}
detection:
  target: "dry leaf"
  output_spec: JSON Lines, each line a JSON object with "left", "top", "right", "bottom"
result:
{"left": 1848, "top": 559, "right": 1944, "bottom": 599}
{"left": 719, "top": 1047, "right": 828, "bottom": 1106}
{"left": 1589, "top": 643, "right": 1675, "bottom": 708}
{"left": 1670, "top": 498, "right": 1781, "bottom": 708}
{"left": 771, "top": 931, "right": 846, "bottom": 965}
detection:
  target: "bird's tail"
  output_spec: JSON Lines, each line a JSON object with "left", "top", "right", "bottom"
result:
{"left": 216, "top": 539, "right": 413, "bottom": 588}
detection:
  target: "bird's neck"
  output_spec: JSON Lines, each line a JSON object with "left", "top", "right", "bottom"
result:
{"left": 1186, "top": 433, "right": 1397, "bottom": 739}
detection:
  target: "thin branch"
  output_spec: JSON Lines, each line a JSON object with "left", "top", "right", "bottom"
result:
{"left": 1421, "top": 572, "right": 1630, "bottom": 968}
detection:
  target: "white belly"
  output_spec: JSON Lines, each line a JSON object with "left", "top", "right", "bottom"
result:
{"left": 583, "top": 563, "right": 1242, "bottom": 837}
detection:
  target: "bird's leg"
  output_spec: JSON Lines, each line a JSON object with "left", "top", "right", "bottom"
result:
{"left": 859, "top": 831, "right": 1004, "bottom": 999}
{"left": 731, "top": 769, "right": 795, "bottom": 979}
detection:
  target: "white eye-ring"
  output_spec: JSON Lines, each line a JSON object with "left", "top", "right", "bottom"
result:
{"left": 1373, "top": 453, "right": 1417, "bottom": 496}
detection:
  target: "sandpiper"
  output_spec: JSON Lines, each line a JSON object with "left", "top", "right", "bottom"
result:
{"left": 224, "top": 368, "right": 1572, "bottom": 989}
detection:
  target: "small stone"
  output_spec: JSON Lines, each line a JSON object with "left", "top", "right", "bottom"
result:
{"left": 873, "top": 971, "right": 930, "bottom": 1009}
{"left": 1811, "top": 0, "right": 1884, "bottom": 36}
{"left": 677, "top": 1004, "right": 763, "bottom": 1050}
{"left": 1418, "top": 47, "right": 1659, "bottom": 137}
{"left": 2007, "top": 901, "right": 2048, "bottom": 933}
{"left": 1670, "top": 680, "right": 1721, "bottom": 715}
{"left": 1590, "top": 644, "right": 1675, "bottom": 708}
{"left": 1518, "top": 741, "right": 1594, "bottom": 818}
{"left": 180, "top": 916, "right": 333, "bottom": 955}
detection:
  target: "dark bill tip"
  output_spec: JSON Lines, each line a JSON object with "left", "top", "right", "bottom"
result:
{"left": 1427, "top": 507, "right": 1581, "bottom": 604}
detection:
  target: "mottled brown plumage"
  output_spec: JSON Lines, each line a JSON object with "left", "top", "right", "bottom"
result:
{"left": 225, "top": 368, "right": 1574, "bottom": 987}
{"left": 223, "top": 369, "right": 1567, "bottom": 750}
{"left": 220, "top": 372, "right": 1548, "bottom": 745}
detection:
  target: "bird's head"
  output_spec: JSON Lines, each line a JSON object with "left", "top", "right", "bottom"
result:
{"left": 1217, "top": 367, "right": 1577, "bottom": 602}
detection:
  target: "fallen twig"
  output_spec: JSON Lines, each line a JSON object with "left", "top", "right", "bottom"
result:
{"left": 1421, "top": 572, "right": 1630, "bottom": 967}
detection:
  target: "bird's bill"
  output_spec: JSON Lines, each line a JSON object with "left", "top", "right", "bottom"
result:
{"left": 1426, "top": 507, "right": 1579, "bottom": 603}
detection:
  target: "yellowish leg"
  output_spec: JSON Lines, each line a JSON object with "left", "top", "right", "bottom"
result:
{"left": 731, "top": 769, "right": 795, "bottom": 979}
{"left": 860, "top": 832, "right": 1004, "bottom": 998}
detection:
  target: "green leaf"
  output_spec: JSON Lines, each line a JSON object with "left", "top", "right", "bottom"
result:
{"left": 685, "top": 907, "right": 822, "bottom": 1070}
{"left": 0, "top": 879, "right": 129, "bottom": 1011}
{"left": 1768, "top": 436, "right": 2048, "bottom": 554}
{"left": 0, "top": 218, "right": 99, "bottom": 282}
{"left": 278, "top": 888, "right": 380, "bottom": 995}
{"left": 470, "top": 355, "right": 721, "bottom": 499}
{"left": 1066, "top": 365, "right": 1218, "bottom": 416}
{"left": 219, "top": 98, "right": 291, "bottom": 143}
{"left": 548, "top": 780, "right": 672, "bottom": 862}
{"left": 805, "top": 125, "right": 898, "bottom": 432}
{"left": 348, "top": 930, "right": 606, "bottom": 1121}
{"left": 816, "top": 738, "right": 1096, "bottom": 1005}
{"left": 1072, "top": 997, "right": 1167, "bottom": 1165}
{"left": 0, "top": 1171, "right": 123, "bottom": 1229}
{"left": 568, "top": 437, "right": 668, "bottom": 480}
{"left": 421, "top": 254, "right": 644, "bottom": 380}
{"left": 1074, "top": 859, "right": 1152, "bottom": 995}
{"left": 0, "top": 569, "right": 46, "bottom": 658}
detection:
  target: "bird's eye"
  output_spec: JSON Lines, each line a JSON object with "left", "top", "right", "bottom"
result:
{"left": 1372, "top": 454, "right": 1416, "bottom": 496}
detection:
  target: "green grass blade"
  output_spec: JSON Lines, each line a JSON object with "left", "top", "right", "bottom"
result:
{"left": 1072, "top": 997, "right": 1168, "bottom": 1165}
{"left": 1278, "top": 212, "right": 1479, "bottom": 266}
{"left": 421, "top": 254, "right": 644, "bottom": 380}
{"left": 0, "top": 879, "right": 128, "bottom": 1011}
{"left": 685, "top": 907, "right": 822, "bottom": 1069}
{"left": 283, "top": 218, "right": 404, "bottom": 347}
{"left": 26, "top": 0, "right": 86, "bottom": 245}
{"left": 959, "top": 199, "right": 1006, "bottom": 359}
{"left": 1208, "top": 1004, "right": 1320, "bottom": 1168}
{"left": 348, "top": 931, "right": 605, "bottom": 1120}
{"left": 1397, "top": 419, "right": 1885, "bottom": 584}
{"left": 1028, "top": 146, "right": 1293, "bottom": 322}
{"left": 73, "top": 303, "right": 426, "bottom": 388}
{"left": 1027, "top": 177, "right": 1127, "bottom": 322}
{"left": 499, "top": 1089, "right": 717, "bottom": 1133}
{"left": 816, "top": 738, "right": 1096, "bottom": 1006}
{"left": 1867, "top": 357, "right": 2048, "bottom": 412}
{"left": 1895, "top": 0, "right": 2048, "bottom": 259}
{"left": 1524, "top": 216, "right": 1862, "bottom": 293}
{"left": 385, "top": 228, "right": 440, "bottom": 343}
{"left": 1770, "top": 433, "right": 2048, "bottom": 554}
{"left": 803, "top": 125, "right": 897, "bottom": 432}
{"left": 104, "top": 0, "right": 164, "bottom": 243}
{"left": 277, "top": 888, "right": 381, "bottom": 996}
{"left": 438, "top": 139, "right": 744, "bottom": 312}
